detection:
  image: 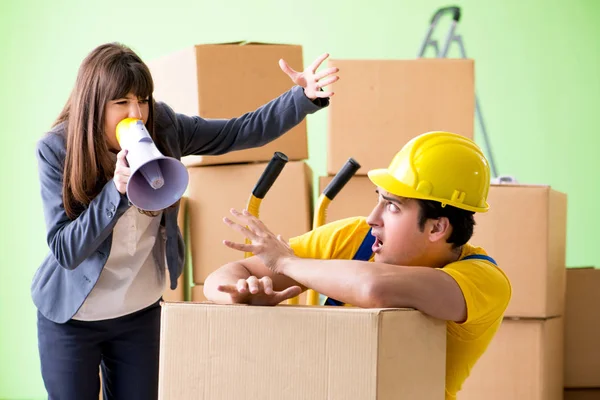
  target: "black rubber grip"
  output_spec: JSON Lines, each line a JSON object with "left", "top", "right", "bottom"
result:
{"left": 430, "top": 6, "right": 461, "bottom": 23}
{"left": 252, "top": 152, "right": 289, "bottom": 199}
{"left": 323, "top": 158, "right": 361, "bottom": 200}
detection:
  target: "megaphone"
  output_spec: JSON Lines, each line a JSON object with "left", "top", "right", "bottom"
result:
{"left": 116, "top": 118, "right": 189, "bottom": 212}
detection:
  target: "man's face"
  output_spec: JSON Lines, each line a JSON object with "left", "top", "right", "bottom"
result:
{"left": 366, "top": 189, "right": 431, "bottom": 266}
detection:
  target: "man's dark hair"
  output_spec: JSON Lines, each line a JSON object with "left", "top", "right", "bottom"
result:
{"left": 415, "top": 199, "right": 475, "bottom": 248}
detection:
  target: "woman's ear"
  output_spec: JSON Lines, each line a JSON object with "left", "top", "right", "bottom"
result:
{"left": 428, "top": 217, "right": 452, "bottom": 243}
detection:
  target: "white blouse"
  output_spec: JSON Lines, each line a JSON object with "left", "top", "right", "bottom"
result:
{"left": 73, "top": 206, "right": 164, "bottom": 321}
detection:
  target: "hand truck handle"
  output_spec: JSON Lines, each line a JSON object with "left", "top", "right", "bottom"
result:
{"left": 322, "top": 158, "right": 361, "bottom": 200}
{"left": 430, "top": 6, "right": 461, "bottom": 23}
{"left": 251, "top": 152, "right": 289, "bottom": 199}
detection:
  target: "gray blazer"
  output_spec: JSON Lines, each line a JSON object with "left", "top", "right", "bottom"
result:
{"left": 33, "top": 86, "right": 326, "bottom": 323}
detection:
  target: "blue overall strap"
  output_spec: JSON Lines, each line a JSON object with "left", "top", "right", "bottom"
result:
{"left": 461, "top": 254, "right": 498, "bottom": 265}
{"left": 353, "top": 228, "right": 376, "bottom": 262}
{"left": 324, "top": 228, "right": 375, "bottom": 307}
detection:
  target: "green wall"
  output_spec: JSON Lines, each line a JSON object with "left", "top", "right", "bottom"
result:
{"left": 1, "top": 0, "right": 598, "bottom": 398}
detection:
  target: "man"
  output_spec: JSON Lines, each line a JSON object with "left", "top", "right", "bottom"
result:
{"left": 203, "top": 131, "right": 512, "bottom": 400}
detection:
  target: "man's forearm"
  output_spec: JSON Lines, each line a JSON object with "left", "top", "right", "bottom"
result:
{"left": 278, "top": 257, "right": 404, "bottom": 308}
{"left": 203, "top": 261, "right": 252, "bottom": 303}
{"left": 278, "top": 256, "right": 469, "bottom": 320}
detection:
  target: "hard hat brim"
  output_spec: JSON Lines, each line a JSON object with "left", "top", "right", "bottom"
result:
{"left": 367, "top": 168, "right": 489, "bottom": 213}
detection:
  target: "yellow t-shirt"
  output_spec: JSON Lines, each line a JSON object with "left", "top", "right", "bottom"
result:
{"left": 289, "top": 216, "right": 511, "bottom": 400}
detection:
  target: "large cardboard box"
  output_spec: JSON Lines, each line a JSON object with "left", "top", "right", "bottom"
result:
{"left": 459, "top": 317, "right": 564, "bottom": 400}
{"left": 188, "top": 161, "right": 312, "bottom": 283}
{"left": 163, "top": 196, "right": 188, "bottom": 302}
{"left": 470, "top": 184, "right": 567, "bottom": 318}
{"left": 148, "top": 42, "right": 308, "bottom": 166}
{"left": 564, "top": 267, "right": 600, "bottom": 388}
{"left": 326, "top": 58, "right": 475, "bottom": 175}
{"left": 158, "top": 303, "right": 446, "bottom": 399}
{"left": 564, "top": 389, "right": 600, "bottom": 400}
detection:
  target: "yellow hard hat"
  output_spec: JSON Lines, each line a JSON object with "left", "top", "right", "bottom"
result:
{"left": 368, "top": 131, "right": 491, "bottom": 213}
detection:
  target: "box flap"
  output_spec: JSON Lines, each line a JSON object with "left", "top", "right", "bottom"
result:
{"left": 195, "top": 41, "right": 298, "bottom": 47}
{"left": 490, "top": 183, "right": 551, "bottom": 189}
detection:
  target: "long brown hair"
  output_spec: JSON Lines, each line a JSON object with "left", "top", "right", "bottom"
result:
{"left": 54, "top": 42, "right": 163, "bottom": 219}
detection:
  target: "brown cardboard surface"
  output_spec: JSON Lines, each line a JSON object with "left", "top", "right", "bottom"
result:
{"left": 148, "top": 42, "right": 308, "bottom": 166}
{"left": 459, "top": 317, "right": 564, "bottom": 400}
{"left": 188, "top": 161, "right": 312, "bottom": 283}
{"left": 565, "top": 267, "right": 600, "bottom": 388}
{"left": 326, "top": 58, "right": 475, "bottom": 175}
{"left": 163, "top": 196, "right": 187, "bottom": 302}
{"left": 319, "top": 175, "right": 375, "bottom": 223}
{"left": 470, "top": 184, "right": 567, "bottom": 318}
{"left": 158, "top": 303, "right": 446, "bottom": 399}
{"left": 564, "top": 389, "right": 600, "bottom": 400}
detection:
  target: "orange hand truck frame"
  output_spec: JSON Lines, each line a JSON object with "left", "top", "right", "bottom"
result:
{"left": 244, "top": 152, "right": 289, "bottom": 258}
{"left": 288, "top": 157, "right": 361, "bottom": 305}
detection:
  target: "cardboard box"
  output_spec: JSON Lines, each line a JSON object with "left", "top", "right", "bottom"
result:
{"left": 158, "top": 303, "right": 446, "bottom": 399}
{"left": 163, "top": 197, "right": 188, "bottom": 302}
{"left": 459, "top": 317, "right": 564, "bottom": 400}
{"left": 148, "top": 42, "right": 308, "bottom": 166}
{"left": 564, "top": 267, "right": 600, "bottom": 388}
{"left": 470, "top": 184, "right": 567, "bottom": 318}
{"left": 188, "top": 161, "right": 312, "bottom": 283}
{"left": 319, "top": 176, "right": 375, "bottom": 223}
{"left": 326, "top": 59, "right": 475, "bottom": 175}
{"left": 564, "top": 389, "right": 600, "bottom": 400}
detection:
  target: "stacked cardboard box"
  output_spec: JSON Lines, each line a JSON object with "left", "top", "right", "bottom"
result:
{"left": 326, "top": 58, "right": 476, "bottom": 175}
{"left": 147, "top": 42, "right": 314, "bottom": 301}
{"left": 315, "top": 57, "right": 476, "bottom": 224}
{"left": 318, "top": 58, "right": 476, "bottom": 229}
{"left": 458, "top": 184, "right": 568, "bottom": 400}
{"left": 185, "top": 161, "right": 313, "bottom": 295}
{"left": 563, "top": 267, "right": 600, "bottom": 399}
{"left": 149, "top": 42, "right": 308, "bottom": 167}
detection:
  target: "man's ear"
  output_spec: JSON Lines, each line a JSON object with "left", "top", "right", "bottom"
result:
{"left": 428, "top": 217, "right": 452, "bottom": 243}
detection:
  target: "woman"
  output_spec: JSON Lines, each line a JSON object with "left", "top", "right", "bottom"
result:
{"left": 33, "top": 42, "right": 337, "bottom": 399}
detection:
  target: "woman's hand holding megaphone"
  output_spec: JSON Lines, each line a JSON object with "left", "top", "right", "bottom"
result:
{"left": 113, "top": 149, "right": 131, "bottom": 195}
